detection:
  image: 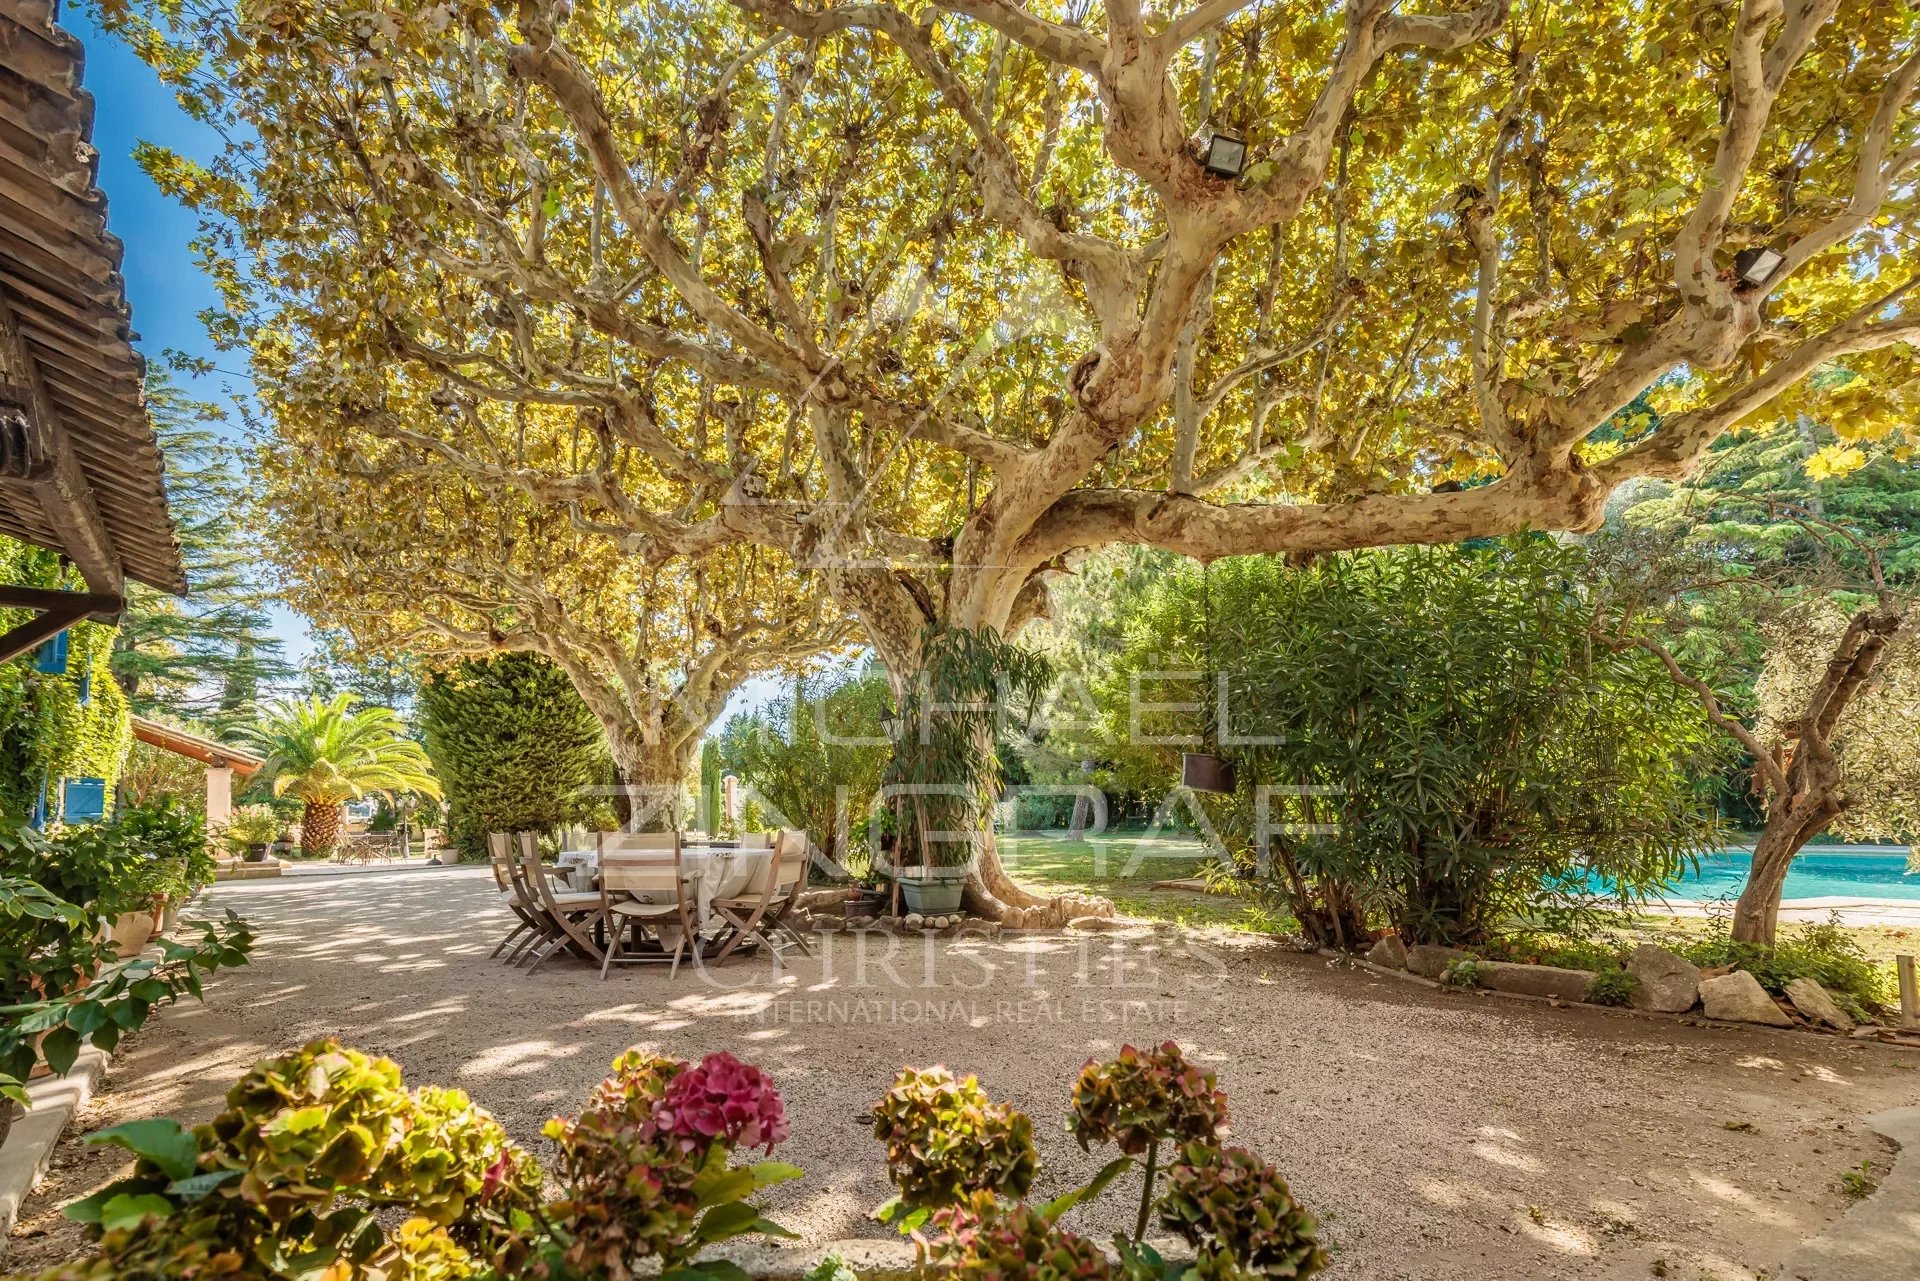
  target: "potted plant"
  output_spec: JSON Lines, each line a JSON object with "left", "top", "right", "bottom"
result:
{"left": 222, "top": 804, "right": 283, "bottom": 862}
{"left": 880, "top": 628, "right": 1049, "bottom": 920}
{"left": 843, "top": 880, "right": 886, "bottom": 918}
{"left": 111, "top": 798, "right": 213, "bottom": 940}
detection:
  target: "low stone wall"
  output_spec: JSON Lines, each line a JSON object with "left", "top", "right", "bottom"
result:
{"left": 1355, "top": 934, "right": 1916, "bottom": 1042}
{"left": 213, "top": 857, "right": 282, "bottom": 881}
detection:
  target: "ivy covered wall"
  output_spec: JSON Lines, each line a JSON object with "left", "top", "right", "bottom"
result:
{"left": 0, "top": 539, "right": 134, "bottom": 821}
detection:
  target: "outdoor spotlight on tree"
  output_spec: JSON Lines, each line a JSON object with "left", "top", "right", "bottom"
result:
{"left": 1202, "top": 128, "right": 1247, "bottom": 179}
{"left": 1735, "top": 246, "right": 1784, "bottom": 287}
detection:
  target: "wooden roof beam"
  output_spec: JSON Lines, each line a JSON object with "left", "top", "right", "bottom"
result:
{"left": 0, "top": 582, "right": 119, "bottom": 664}
{"left": 0, "top": 285, "right": 120, "bottom": 594}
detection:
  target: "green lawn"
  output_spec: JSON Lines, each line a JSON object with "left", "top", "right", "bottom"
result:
{"left": 997, "top": 830, "right": 1267, "bottom": 928}
{"left": 1620, "top": 912, "right": 1917, "bottom": 973}
{"left": 999, "top": 832, "right": 1918, "bottom": 973}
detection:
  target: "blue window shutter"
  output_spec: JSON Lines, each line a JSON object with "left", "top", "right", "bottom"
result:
{"left": 32, "top": 630, "right": 69, "bottom": 675}
{"left": 63, "top": 777, "right": 108, "bottom": 823}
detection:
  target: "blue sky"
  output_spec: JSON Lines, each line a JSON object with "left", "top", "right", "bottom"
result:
{"left": 73, "top": 17, "right": 316, "bottom": 668}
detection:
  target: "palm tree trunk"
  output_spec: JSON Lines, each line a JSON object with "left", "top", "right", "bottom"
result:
{"left": 302, "top": 801, "right": 343, "bottom": 855}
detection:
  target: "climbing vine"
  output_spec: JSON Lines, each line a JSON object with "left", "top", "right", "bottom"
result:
{"left": 0, "top": 539, "right": 134, "bottom": 820}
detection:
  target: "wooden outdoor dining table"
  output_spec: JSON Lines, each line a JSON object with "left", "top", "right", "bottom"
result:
{"left": 556, "top": 843, "right": 771, "bottom": 931}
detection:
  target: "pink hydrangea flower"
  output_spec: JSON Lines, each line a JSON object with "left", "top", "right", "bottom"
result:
{"left": 652, "top": 1052, "right": 790, "bottom": 1153}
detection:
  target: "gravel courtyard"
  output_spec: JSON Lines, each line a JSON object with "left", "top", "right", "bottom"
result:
{"left": 9, "top": 866, "right": 1918, "bottom": 1280}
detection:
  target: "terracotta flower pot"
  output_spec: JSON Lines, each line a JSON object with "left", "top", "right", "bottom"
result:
{"left": 109, "top": 912, "right": 155, "bottom": 958}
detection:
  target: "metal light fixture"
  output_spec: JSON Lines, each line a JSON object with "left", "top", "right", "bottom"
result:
{"left": 1735, "top": 246, "right": 1784, "bottom": 286}
{"left": 1202, "top": 127, "right": 1248, "bottom": 179}
{"left": 1182, "top": 751, "right": 1236, "bottom": 795}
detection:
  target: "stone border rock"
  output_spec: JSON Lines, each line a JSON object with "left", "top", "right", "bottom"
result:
{"left": 1318, "top": 947, "right": 1920, "bottom": 1049}
{"left": 0, "top": 1045, "right": 107, "bottom": 1249}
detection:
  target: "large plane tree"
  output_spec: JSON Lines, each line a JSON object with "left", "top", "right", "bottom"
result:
{"left": 118, "top": 0, "right": 1918, "bottom": 921}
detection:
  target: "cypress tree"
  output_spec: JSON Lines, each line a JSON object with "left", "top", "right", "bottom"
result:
{"left": 419, "top": 653, "right": 607, "bottom": 857}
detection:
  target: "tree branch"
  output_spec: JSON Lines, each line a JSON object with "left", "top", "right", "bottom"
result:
{"left": 1632, "top": 635, "right": 1790, "bottom": 797}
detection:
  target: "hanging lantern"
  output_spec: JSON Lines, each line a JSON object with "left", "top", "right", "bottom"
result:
{"left": 1202, "top": 127, "right": 1248, "bottom": 179}
{"left": 1182, "top": 751, "right": 1236, "bottom": 794}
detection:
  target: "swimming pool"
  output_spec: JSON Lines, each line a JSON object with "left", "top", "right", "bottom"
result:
{"left": 1636, "top": 848, "right": 1920, "bottom": 903}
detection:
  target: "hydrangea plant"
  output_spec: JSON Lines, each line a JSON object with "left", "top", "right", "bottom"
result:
{"left": 46, "top": 1039, "right": 538, "bottom": 1281}
{"left": 1069, "top": 1042, "right": 1229, "bottom": 1157}
{"left": 1156, "top": 1143, "right": 1327, "bottom": 1281}
{"left": 23, "top": 1041, "right": 1326, "bottom": 1281}
{"left": 871, "top": 1067, "right": 1039, "bottom": 1216}
{"left": 928, "top": 1191, "right": 1118, "bottom": 1280}
{"left": 539, "top": 1048, "right": 799, "bottom": 1277}
{"left": 655, "top": 1050, "right": 791, "bottom": 1153}
{"left": 21, "top": 1042, "right": 799, "bottom": 1281}
{"left": 1070, "top": 1043, "right": 1228, "bottom": 1243}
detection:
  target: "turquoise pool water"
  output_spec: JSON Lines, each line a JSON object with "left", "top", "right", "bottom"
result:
{"left": 1636, "top": 848, "right": 1920, "bottom": 903}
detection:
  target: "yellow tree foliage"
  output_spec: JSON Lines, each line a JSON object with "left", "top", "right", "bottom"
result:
{"left": 109, "top": 0, "right": 1919, "bottom": 912}
{"left": 258, "top": 364, "right": 849, "bottom": 786}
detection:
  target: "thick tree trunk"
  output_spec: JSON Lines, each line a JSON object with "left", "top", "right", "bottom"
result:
{"left": 1068, "top": 777, "right": 1094, "bottom": 841}
{"left": 606, "top": 736, "right": 696, "bottom": 832}
{"left": 302, "top": 801, "right": 343, "bottom": 855}
{"left": 1646, "top": 604, "right": 1903, "bottom": 948}
{"left": 1732, "top": 795, "right": 1840, "bottom": 946}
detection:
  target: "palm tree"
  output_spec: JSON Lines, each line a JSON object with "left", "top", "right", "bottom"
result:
{"left": 240, "top": 694, "right": 441, "bottom": 855}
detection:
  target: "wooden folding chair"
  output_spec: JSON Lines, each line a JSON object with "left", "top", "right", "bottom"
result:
{"left": 518, "top": 832, "right": 607, "bottom": 973}
{"left": 487, "top": 832, "right": 542, "bottom": 961}
{"left": 711, "top": 829, "right": 812, "bottom": 962}
{"left": 596, "top": 832, "right": 700, "bottom": 980}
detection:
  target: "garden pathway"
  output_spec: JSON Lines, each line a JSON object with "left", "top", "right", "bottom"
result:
{"left": 8, "top": 866, "right": 1919, "bottom": 1281}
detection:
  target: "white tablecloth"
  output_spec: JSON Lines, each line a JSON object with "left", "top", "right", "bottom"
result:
{"left": 557, "top": 846, "right": 768, "bottom": 928}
